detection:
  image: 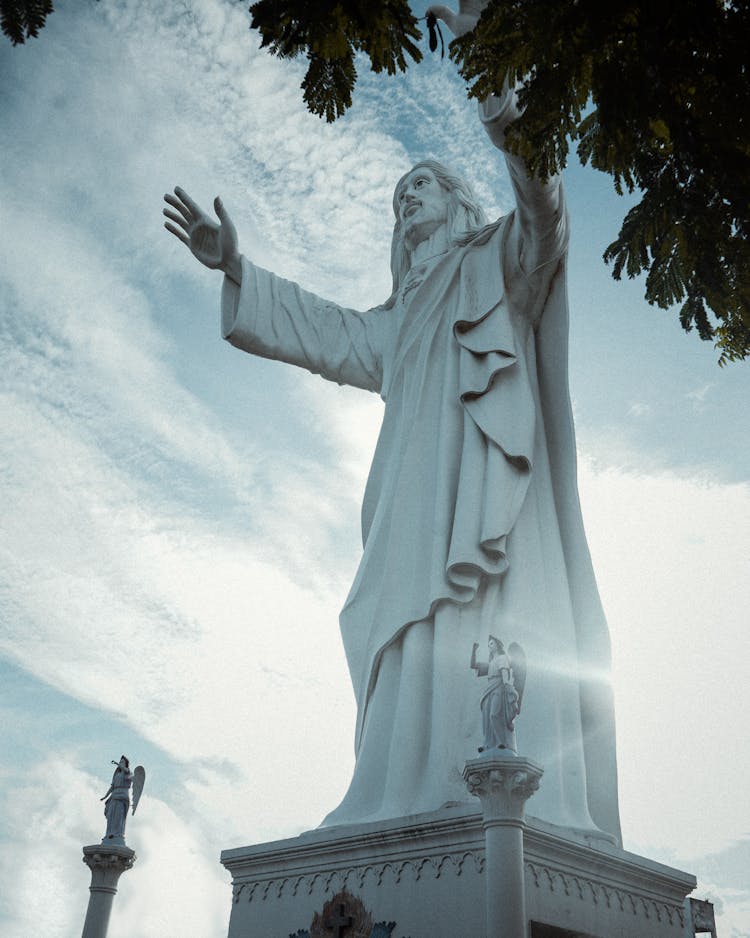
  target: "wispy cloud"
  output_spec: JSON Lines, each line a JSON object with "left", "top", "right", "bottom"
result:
{"left": 0, "top": 757, "right": 228, "bottom": 938}
{"left": 626, "top": 400, "right": 653, "bottom": 418}
{"left": 2, "top": 1, "right": 749, "bottom": 934}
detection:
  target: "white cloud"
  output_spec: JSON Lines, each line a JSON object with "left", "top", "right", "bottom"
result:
{"left": 684, "top": 878, "right": 750, "bottom": 938}
{"left": 626, "top": 400, "right": 653, "bottom": 418}
{"left": 2, "top": 1, "right": 749, "bottom": 934}
{"left": 686, "top": 382, "right": 713, "bottom": 402}
{"left": 686, "top": 382, "right": 715, "bottom": 412}
{"left": 578, "top": 454, "right": 750, "bottom": 856}
{"left": 0, "top": 758, "right": 228, "bottom": 938}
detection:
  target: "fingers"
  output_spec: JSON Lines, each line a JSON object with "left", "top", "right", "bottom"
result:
{"left": 426, "top": 4, "right": 458, "bottom": 33}
{"left": 163, "top": 207, "right": 189, "bottom": 232}
{"left": 164, "top": 186, "right": 205, "bottom": 227}
{"left": 163, "top": 187, "right": 204, "bottom": 248}
{"left": 164, "top": 221, "right": 190, "bottom": 246}
{"left": 214, "top": 196, "right": 235, "bottom": 232}
{"left": 174, "top": 185, "right": 202, "bottom": 218}
{"left": 164, "top": 190, "right": 194, "bottom": 223}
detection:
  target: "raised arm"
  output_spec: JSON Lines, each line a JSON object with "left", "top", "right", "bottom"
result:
{"left": 479, "top": 87, "right": 567, "bottom": 276}
{"left": 427, "top": 3, "right": 567, "bottom": 275}
{"left": 470, "top": 642, "right": 489, "bottom": 677}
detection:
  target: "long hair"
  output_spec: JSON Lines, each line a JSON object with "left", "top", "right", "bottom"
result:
{"left": 388, "top": 160, "right": 487, "bottom": 303}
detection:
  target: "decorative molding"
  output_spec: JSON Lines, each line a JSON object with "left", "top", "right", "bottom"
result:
{"left": 232, "top": 848, "right": 486, "bottom": 905}
{"left": 524, "top": 860, "right": 686, "bottom": 928}
{"left": 82, "top": 852, "right": 136, "bottom": 873}
{"left": 233, "top": 848, "right": 684, "bottom": 929}
{"left": 81, "top": 845, "right": 136, "bottom": 896}
{"left": 463, "top": 755, "right": 544, "bottom": 824}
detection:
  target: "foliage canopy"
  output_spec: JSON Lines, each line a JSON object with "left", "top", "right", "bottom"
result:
{"left": 6, "top": 0, "right": 749, "bottom": 361}
{"left": 250, "top": 0, "right": 750, "bottom": 363}
{"left": 1, "top": 0, "right": 53, "bottom": 45}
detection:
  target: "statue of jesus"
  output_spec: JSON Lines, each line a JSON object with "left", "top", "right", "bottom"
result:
{"left": 163, "top": 3, "right": 621, "bottom": 844}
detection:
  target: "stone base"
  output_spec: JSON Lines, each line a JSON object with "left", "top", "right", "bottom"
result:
{"left": 221, "top": 806, "right": 697, "bottom": 938}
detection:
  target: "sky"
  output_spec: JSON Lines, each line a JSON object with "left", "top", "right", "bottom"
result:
{"left": 0, "top": 1, "right": 748, "bottom": 935}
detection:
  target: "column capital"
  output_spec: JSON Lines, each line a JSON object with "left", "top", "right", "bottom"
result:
{"left": 463, "top": 752, "right": 543, "bottom": 825}
{"left": 82, "top": 844, "right": 136, "bottom": 891}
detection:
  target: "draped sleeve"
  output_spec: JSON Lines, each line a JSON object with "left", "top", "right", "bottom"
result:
{"left": 221, "top": 256, "right": 385, "bottom": 393}
{"left": 479, "top": 91, "right": 569, "bottom": 328}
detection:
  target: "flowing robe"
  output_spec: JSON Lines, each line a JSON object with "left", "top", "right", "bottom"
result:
{"left": 477, "top": 653, "right": 520, "bottom": 752}
{"left": 103, "top": 767, "right": 132, "bottom": 841}
{"left": 220, "top": 106, "right": 621, "bottom": 844}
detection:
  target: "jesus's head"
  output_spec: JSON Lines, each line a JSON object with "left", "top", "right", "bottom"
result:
{"left": 389, "top": 160, "right": 487, "bottom": 298}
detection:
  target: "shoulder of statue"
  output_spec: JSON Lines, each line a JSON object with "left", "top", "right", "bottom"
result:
{"left": 462, "top": 217, "right": 507, "bottom": 250}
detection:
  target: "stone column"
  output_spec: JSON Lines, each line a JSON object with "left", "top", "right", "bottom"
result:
{"left": 81, "top": 844, "right": 136, "bottom": 938}
{"left": 463, "top": 753, "right": 543, "bottom": 938}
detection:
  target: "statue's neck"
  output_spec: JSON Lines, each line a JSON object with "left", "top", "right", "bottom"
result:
{"left": 407, "top": 224, "right": 450, "bottom": 269}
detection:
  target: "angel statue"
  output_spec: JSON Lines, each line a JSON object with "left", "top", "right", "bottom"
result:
{"left": 470, "top": 637, "right": 526, "bottom": 753}
{"left": 100, "top": 755, "right": 145, "bottom": 844}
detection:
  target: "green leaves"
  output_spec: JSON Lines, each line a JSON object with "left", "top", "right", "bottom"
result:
{"left": 451, "top": 0, "right": 750, "bottom": 362}
{"left": 250, "top": 0, "right": 750, "bottom": 362}
{"left": 6, "top": 0, "right": 746, "bottom": 360}
{"left": 1, "top": 0, "right": 54, "bottom": 45}
{"left": 249, "top": 0, "right": 422, "bottom": 120}
{"left": 301, "top": 51, "right": 356, "bottom": 122}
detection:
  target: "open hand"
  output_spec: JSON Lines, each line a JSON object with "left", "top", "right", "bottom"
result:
{"left": 426, "top": 0, "right": 488, "bottom": 38}
{"left": 163, "top": 187, "right": 239, "bottom": 274}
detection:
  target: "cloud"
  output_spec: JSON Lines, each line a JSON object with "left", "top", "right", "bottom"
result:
{"left": 626, "top": 400, "right": 653, "bottom": 418}
{"left": 686, "top": 382, "right": 713, "bottom": 402}
{"left": 0, "top": 757, "right": 227, "bottom": 938}
{"left": 578, "top": 453, "right": 750, "bottom": 856}
{"left": 2, "top": 1, "right": 749, "bottom": 935}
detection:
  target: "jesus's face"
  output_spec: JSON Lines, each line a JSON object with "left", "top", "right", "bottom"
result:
{"left": 396, "top": 168, "right": 449, "bottom": 248}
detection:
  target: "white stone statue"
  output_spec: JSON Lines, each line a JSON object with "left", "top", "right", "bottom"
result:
{"left": 163, "top": 1, "right": 621, "bottom": 844}
{"left": 470, "top": 637, "right": 525, "bottom": 753}
{"left": 100, "top": 756, "right": 145, "bottom": 844}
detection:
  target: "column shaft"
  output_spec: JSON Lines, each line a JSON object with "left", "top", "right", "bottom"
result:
{"left": 81, "top": 844, "right": 135, "bottom": 938}
{"left": 82, "top": 886, "right": 116, "bottom": 938}
{"left": 464, "top": 753, "right": 543, "bottom": 938}
{"left": 485, "top": 820, "right": 525, "bottom": 938}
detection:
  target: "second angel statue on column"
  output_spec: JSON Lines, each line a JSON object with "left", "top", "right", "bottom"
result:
{"left": 470, "top": 637, "right": 526, "bottom": 754}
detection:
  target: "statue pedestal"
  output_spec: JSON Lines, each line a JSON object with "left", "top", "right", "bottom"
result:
{"left": 81, "top": 844, "right": 135, "bottom": 938}
{"left": 221, "top": 805, "right": 697, "bottom": 938}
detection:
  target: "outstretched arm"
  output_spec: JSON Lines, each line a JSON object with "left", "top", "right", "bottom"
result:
{"left": 222, "top": 258, "right": 385, "bottom": 393}
{"left": 163, "top": 186, "right": 383, "bottom": 390}
{"left": 163, "top": 186, "right": 384, "bottom": 392}
{"left": 427, "top": 3, "right": 567, "bottom": 277}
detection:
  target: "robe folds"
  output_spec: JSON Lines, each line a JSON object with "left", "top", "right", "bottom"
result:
{"left": 221, "top": 185, "right": 622, "bottom": 847}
